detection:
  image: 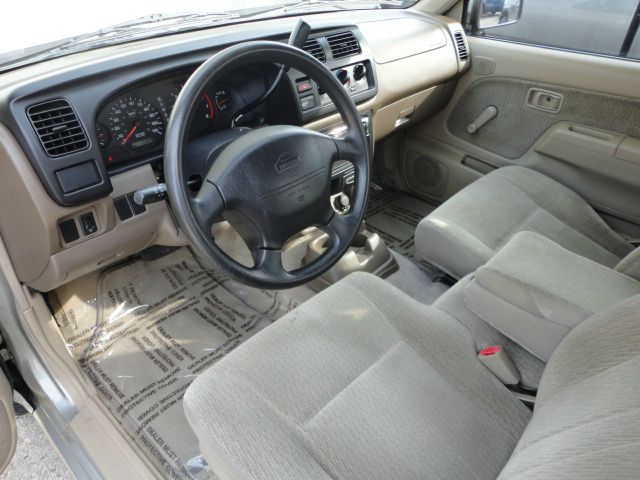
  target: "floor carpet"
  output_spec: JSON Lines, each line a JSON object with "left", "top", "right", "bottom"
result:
{"left": 51, "top": 248, "right": 314, "bottom": 479}
{"left": 365, "top": 189, "right": 437, "bottom": 273}
{"left": 47, "top": 190, "right": 447, "bottom": 480}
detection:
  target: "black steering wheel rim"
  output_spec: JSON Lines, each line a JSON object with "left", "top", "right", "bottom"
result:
{"left": 164, "top": 41, "right": 370, "bottom": 289}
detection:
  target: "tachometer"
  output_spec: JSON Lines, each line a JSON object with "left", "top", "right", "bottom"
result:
{"left": 107, "top": 96, "right": 165, "bottom": 151}
{"left": 159, "top": 85, "right": 214, "bottom": 135}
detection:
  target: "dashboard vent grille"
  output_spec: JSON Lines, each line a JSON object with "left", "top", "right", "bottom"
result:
{"left": 327, "top": 31, "right": 361, "bottom": 59}
{"left": 454, "top": 31, "right": 469, "bottom": 61}
{"left": 27, "top": 99, "right": 89, "bottom": 157}
{"left": 303, "top": 39, "right": 326, "bottom": 62}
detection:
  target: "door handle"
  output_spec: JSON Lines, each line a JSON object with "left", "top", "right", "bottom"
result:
{"left": 527, "top": 88, "right": 564, "bottom": 113}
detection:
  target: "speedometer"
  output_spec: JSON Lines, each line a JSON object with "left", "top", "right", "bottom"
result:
{"left": 107, "top": 96, "right": 165, "bottom": 151}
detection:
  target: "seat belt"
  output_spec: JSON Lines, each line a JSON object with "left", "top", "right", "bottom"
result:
{"left": 477, "top": 345, "right": 520, "bottom": 386}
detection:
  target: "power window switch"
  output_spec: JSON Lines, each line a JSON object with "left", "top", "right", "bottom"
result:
{"left": 79, "top": 212, "right": 98, "bottom": 236}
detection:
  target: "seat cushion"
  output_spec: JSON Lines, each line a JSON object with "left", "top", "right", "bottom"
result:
{"left": 498, "top": 293, "right": 640, "bottom": 480}
{"left": 184, "top": 272, "right": 531, "bottom": 480}
{"left": 415, "top": 166, "right": 632, "bottom": 278}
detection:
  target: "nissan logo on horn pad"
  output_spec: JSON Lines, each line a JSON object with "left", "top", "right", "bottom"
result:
{"left": 275, "top": 152, "right": 302, "bottom": 175}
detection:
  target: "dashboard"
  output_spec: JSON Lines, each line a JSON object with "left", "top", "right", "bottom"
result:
{"left": 94, "top": 67, "right": 264, "bottom": 172}
{"left": 0, "top": 9, "right": 470, "bottom": 291}
{"left": 97, "top": 78, "right": 231, "bottom": 166}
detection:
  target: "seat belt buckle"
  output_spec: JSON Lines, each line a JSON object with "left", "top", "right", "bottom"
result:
{"left": 478, "top": 345, "right": 520, "bottom": 386}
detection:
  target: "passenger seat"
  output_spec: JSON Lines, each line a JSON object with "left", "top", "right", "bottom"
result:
{"left": 415, "top": 166, "right": 634, "bottom": 279}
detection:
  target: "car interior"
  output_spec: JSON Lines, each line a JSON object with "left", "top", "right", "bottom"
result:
{"left": 1, "top": 0, "right": 640, "bottom": 478}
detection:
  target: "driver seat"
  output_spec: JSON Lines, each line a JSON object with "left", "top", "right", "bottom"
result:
{"left": 184, "top": 272, "right": 640, "bottom": 479}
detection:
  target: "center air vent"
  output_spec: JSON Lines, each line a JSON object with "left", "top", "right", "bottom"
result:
{"left": 454, "top": 31, "right": 469, "bottom": 61}
{"left": 27, "top": 99, "right": 89, "bottom": 157}
{"left": 303, "top": 38, "right": 326, "bottom": 62}
{"left": 327, "top": 31, "right": 361, "bottom": 59}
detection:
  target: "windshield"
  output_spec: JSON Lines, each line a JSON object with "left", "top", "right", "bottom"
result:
{"left": 1, "top": 0, "right": 416, "bottom": 71}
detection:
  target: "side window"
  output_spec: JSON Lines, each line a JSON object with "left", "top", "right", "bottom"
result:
{"left": 465, "top": 0, "right": 640, "bottom": 60}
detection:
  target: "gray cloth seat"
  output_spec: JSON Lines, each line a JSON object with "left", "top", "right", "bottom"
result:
{"left": 415, "top": 166, "right": 633, "bottom": 279}
{"left": 184, "top": 272, "right": 640, "bottom": 479}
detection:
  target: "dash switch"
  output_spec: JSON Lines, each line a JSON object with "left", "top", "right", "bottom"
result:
{"left": 79, "top": 212, "right": 98, "bottom": 236}
{"left": 114, "top": 196, "right": 133, "bottom": 221}
{"left": 59, "top": 219, "right": 79, "bottom": 244}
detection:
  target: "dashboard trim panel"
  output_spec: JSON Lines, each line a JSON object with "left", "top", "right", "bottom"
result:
{"left": 0, "top": 9, "right": 465, "bottom": 291}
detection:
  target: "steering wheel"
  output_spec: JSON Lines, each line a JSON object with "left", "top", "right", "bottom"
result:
{"left": 164, "top": 41, "right": 370, "bottom": 289}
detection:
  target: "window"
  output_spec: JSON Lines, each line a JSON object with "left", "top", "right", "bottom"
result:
{"left": 464, "top": 0, "right": 640, "bottom": 60}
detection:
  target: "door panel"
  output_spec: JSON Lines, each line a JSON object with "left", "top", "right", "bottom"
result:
{"left": 447, "top": 78, "right": 640, "bottom": 159}
{"left": 404, "top": 36, "right": 640, "bottom": 236}
{"left": 0, "top": 368, "right": 16, "bottom": 475}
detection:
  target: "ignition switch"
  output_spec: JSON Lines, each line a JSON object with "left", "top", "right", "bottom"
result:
{"left": 331, "top": 192, "right": 351, "bottom": 213}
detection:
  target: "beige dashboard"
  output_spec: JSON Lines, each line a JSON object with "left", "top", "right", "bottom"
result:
{"left": 0, "top": 11, "right": 468, "bottom": 292}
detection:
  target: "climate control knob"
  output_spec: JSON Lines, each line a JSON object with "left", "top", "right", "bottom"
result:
{"left": 353, "top": 64, "right": 366, "bottom": 81}
{"left": 336, "top": 69, "right": 349, "bottom": 85}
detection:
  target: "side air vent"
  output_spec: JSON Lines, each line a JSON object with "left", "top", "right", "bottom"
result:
{"left": 327, "top": 31, "right": 361, "bottom": 59}
{"left": 454, "top": 31, "right": 469, "bottom": 61}
{"left": 303, "top": 38, "right": 326, "bottom": 62}
{"left": 27, "top": 99, "right": 89, "bottom": 157}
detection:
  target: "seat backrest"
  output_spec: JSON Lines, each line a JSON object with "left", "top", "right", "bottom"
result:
{"left": 498, "top": 293, "right": 640, "bottom": 479}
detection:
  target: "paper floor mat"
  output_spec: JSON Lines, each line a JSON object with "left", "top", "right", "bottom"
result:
{"left": 51, "top": 248, "right": 314, "bottom": 479}
{"left": 365, "top": 190, "right": 437, "bottom": 271}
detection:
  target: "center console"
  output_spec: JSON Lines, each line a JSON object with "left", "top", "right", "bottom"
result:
{"left": 464, "top": 231, "right": 640, "bottom": 361}
{"left": 304, "top": 222, "right": 398, "bottom": 291}
{"left": 286, "top": 28, "right": 377, "bottom": 123}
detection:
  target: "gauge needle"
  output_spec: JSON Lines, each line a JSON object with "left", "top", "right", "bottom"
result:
{"left": 121, "top": 125, "right": 138, "bottom": 145}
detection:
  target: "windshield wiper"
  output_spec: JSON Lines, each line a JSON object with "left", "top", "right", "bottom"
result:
{"left": 46, "top": 12, "right": 241, "bottom": 53}
{"left": 283, "top": 0, "right": 381, "bottom": 12}
{"left": 241, "top": 0, "right": 404, "bottom": 19}
{"left": 0, "top": 12, "right": 240, "bottom": 72}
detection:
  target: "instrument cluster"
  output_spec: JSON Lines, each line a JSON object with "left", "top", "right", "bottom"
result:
{"left": 95, "top": 75, "right": 235, "bottom": 167}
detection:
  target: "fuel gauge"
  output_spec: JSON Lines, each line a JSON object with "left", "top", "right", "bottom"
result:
{"left": 214, "top": 88, "right": 233, "bottom": 112}
{"left": 95, "top": 123, "right": 110, "bottom": 148}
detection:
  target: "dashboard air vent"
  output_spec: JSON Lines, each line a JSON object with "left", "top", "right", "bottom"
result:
{"left": 303, "top": 39, "right": 326, "bottom": 62}
{"left": 327, "top": 31, "right": 361, "bottom": 59}
{"left": 27, "top": 99, "right": 89, "bottom": 157}
{"left": 454, "top": 31, "right": 469, "bottom": 61}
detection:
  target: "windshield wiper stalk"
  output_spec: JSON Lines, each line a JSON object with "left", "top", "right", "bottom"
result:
{"left": 232, "top": 18, "right": 311, "bottom": 127}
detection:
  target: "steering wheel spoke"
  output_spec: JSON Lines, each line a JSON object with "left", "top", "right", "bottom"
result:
{"left": 334, "top": 132, "right": 365, "bottom": 164}
{"left": 251, "top": 248, "right": 288, "bottom": 279}
{"left": 190, "top": 181, "right": 225, "bottom": 230}
{"left": 319, "top": 211, "right": 362, "bottom": 257}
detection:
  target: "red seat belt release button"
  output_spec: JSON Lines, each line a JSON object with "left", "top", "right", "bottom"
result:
{"left": 478, "top": 345, "right": 521, "bottom": 385}
{"left": 479, "top": 345, "right": 502, "bottom": 356}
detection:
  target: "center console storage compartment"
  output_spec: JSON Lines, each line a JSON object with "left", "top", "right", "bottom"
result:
{"left": 464, "top": 231, "right": 640, "bottom": 361}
